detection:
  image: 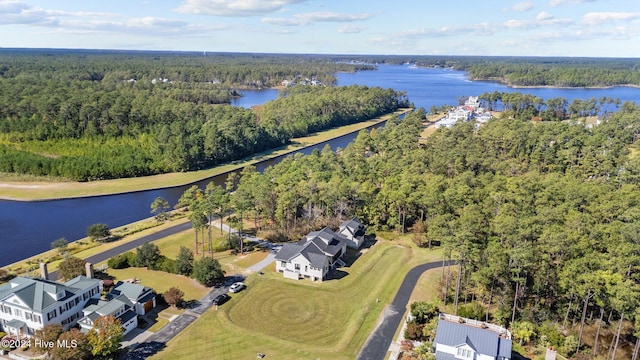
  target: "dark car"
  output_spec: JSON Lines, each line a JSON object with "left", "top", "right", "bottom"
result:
{"left": 212, "top": 293, "right": 230, "bottom": 306}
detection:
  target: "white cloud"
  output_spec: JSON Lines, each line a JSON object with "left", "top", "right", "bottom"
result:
{"left": 582, "top": 12, "right": 640, "bottom": 26}
{"left": 550, "top": 0, "right": 597, "bottom": 7}
{"left": 0, "top": 0, "right": 56, "bottom": 25}
{"left": 175, "top": 0, "right": 307, "bottom": 17}
{"left": 502, "top": 15, "right": 572, "bottom": 30}
{"left": 0, "top": 0, "right": 118, "bottom": 26}
{"left": 337, "top": 25, "right": 365, "bottom": 33}
{"left": 60, "top": 16, "right": 227, "bottom": 36}
{"left": 537, "top": 11, "right": 554, "bottom": 21}
{"left": 262, "top": 11, "right": 371, "bottom": 26}
{"left": 504, "top": 2, "right": 534, "bottom": 12}
{"left": 576, "top": 26, "right": 638, "bottom": 40}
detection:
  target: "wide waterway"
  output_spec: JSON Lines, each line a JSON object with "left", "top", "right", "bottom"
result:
{"left": 3, "top": 64, "right": 640, "bottom": 266}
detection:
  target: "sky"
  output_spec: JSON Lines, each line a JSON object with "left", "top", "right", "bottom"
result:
{"left": 0, "top": 0, "right": 639, "bottom": 57}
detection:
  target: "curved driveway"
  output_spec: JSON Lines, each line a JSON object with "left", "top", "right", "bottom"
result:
{"left": 357, "top": 260, "right": 454, "bottom": 360}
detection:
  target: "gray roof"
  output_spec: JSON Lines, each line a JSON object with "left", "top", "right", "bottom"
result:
{"left": 275, "top": 227, "right": 346, "bottom": 267}
{"left": 108, "top": 282, "right": 152, "bottom": 302}
{"left": 300, "top": 243, "right": 330, "bottom": 268}
{"left": 304, "top": 227, "right": 347, "bottom": 256}
{"left": 435, "top": 352, "right": 457, "bottom": 360}
{"left": 0, "top": 276, "right": 100, "bottom": 312}
{"left": 339, "top": 217, "right": 366, "bottom": 237}
{"left": 274, "top": 243, "right": 304, "bottom": 261}
{"left": 434, "top": 319, "right": 512, "bottom": 358}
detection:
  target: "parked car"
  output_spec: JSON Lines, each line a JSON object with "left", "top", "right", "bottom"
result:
{"left": 212, "top": 293, "right": 230, "bottom": 305}
{"left": 229, "top": 282, "right": 246, "bottom": 293}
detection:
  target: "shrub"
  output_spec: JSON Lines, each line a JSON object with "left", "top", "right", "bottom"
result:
{"left": 192, "top": 257, "right": 224, "bottom": 287}
{"left": 154, "top": 256, "right": 176, "bottom": 274}
{"left": 58, "top": 257, "right": 86, "bottom": 280}
{"left": 87, "top": 223, "right": 110, "bottom": 241}
{"left": 107, "top": 254, "right": 130, "bottom": 269}
{"left": 538, "top": 322, "right": 563, "bottom": 348}
{"left": 404, "top": 321, "right": 425, "bottom": 341}
{"left": 410, "top": 301, "right": 439, "bottom": 324}
{"left": 457, "top": 304, "right": 485, "bottom": 321}
{"left": 164, "top": 287, "right": 184, "bottom": 308}
{"left": 126, "top": 252, "right": 138, "bottom": 267}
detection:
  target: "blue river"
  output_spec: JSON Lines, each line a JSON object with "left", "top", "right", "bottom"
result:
{"left": 2, "top": 64, "right": 640, "bottom": 266}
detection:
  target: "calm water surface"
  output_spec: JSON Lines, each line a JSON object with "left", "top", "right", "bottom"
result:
{"left": 3, "top": 64, "right": 640, "bottom": 266}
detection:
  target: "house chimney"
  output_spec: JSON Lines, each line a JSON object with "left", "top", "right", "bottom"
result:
{"left": 39, "top": 262, "right": 49, "bottom": 280}
{"left": 85, "top": 262, "right": 94, "bottom": 279}
{"left": 545, "top": 347, "right": 557, "bottom": 360}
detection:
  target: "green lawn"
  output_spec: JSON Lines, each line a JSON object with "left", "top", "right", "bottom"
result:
{"left": 105, "top": 267, "right": 209, "bottom": 302}
{"left": 151, "top": 238, "right": 442, "bottom": 360}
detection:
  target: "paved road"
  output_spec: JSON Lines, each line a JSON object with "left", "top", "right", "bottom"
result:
{"left": 49, "top": 221, "right": 193, "bottom": 281}
{"left": 357, "top": 260, "right": 454, "bottom": 360}
{"left": 120, "top": 275, "right": 244, "bottom": 360}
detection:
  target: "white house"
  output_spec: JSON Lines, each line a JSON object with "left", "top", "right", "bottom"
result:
{"left": 0, "top": 276, "right": 102, "bottom": 338}
{"left": 275, "top": 227, "right": 348, "bottom": 281}
{"left": 433, "top": 313, "right": 512, "bottom": 360}
{"left": 106, "top": 282, "right": 156, "bottom": 316}
{"left": 337, "top": 217, "right": 366, "bottom": 249}
{"left": 464, "top": 96, "right": 481, "bottom": 109}
{"left": 78, "top": 294, "right": 138, "bottom": 335}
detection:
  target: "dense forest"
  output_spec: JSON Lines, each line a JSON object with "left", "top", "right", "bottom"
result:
{"left": 474, "top": 91, "right": 622, "bottom": 121}
{"left": 195, "top": 103, "right": 640, "bottom": 357}
{"left": 0, "top": 50, "right": 406, "bottom": 181}
{"left": 332, "top": 55, "right": 640, "bottom": 88}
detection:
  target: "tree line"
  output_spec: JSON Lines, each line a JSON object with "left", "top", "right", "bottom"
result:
{"left": 0, "top": 51, "right": 406, "bottom": 181}
{"left": 176, "top": 100, "right": 640, "bottom": 356}
{"left": 477, "top": 91, "right": 623, "bottom": 120}
{"left": 329, "top": 54, "right": 640, "bottom": 88}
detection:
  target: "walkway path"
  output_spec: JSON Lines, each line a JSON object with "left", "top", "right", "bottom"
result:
{"left": 357, "top": 260, "right": 453, "bottom": 360}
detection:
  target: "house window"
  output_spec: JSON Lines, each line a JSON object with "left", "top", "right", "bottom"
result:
{"left": 14, "top": 309, "right": 21, "bottom": 317}
{"left": 33, "top": 315, "right": 41, "bottom": 324}
{"left": 25, "top": 313, "right": 32, "bottom": 321}
{"left": 280, "top": 261, "right": 286, "bottom": 267}
{"left": 456, "top": 348, "right": 473, "bottom": 359}
{"left": 294, "top": 263, "right": 300, "bottom": 270}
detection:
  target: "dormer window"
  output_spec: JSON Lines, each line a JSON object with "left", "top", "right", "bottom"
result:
{"left": 456, "top": 347, "right": 473, "bottom": 359}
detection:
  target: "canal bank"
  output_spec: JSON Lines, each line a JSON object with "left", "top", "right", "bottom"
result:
{"left": 0, "top": 109, "right": 410, "bottom": 266}
{"left": 0, "top": 109, "right": 408, "bottom": 202}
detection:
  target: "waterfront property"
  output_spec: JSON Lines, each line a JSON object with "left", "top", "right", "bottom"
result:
{"left": 107, "top": 281, "right": 156, "bottom": 316}
{"left": 77, "top": 281, "right": 155, "bottom": 336}
{"left": 433, "top": 313, "right": 512, "bottom": 360}
{"left": 435, "top": 96, "right": 492, "bottom": 128}
{"left": 275, "top": 227, "right": 348, "bottom": 281}
{"left": 0, "top": 276, "right": 102, "bottom": 338}
{"left": 78, "top": 294, "right": 138, "bottom": 335}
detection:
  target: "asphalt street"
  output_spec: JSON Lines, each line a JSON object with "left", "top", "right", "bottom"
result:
{"left": 357, "top": 260, "right": 454, "bottom": 360}
{"left": 48, "top": 221, "right": 193, "bottom": 281}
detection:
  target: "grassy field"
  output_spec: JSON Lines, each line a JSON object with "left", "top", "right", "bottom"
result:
{"left": 104, "top": 267, "right": 209, "bottom": 303}
{"left": 151, "top": 238, "right": 443, "bottom": 360}
{"left": 0, "top": 110, "right": 410, "bottom": 201}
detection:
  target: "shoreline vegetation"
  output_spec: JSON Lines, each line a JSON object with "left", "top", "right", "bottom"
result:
{"left": 0, "top": 109, "right": 410, "bottom": 202}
